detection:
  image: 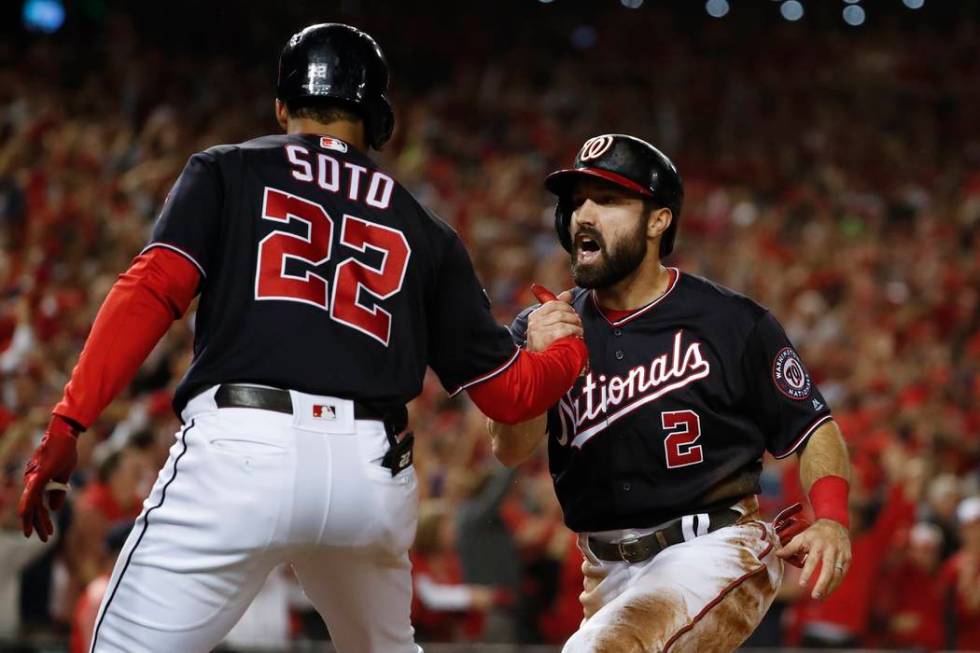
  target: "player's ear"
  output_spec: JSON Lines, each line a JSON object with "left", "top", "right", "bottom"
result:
{"left": 647, "top": 207, "right": 672, "bottom": 241}
{"left": 275, "top": 100, "right": 289, "bottom": 131}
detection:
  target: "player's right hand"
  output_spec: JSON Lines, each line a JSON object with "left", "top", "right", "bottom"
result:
{"left": 527, "top": 284, "right": 583, "bottom": 352}
{"left": 19, "top": 415, "right": 79, "bottom": 542}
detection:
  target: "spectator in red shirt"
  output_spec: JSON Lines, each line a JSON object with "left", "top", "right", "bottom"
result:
{"left": 64, "top": 445, "right": 148, "bottom": 593}
{"left": 410, "top": 499, "right": 498, "bottom": 642}
{"left": 797, "top": 451, "right": 921, "bottom": 647}
{"left": 939, "top": 496, "right": 980, "bottom": 650}
{"left": 882, "top": 522, "right": 945, "bottom": 650}
{"left": 537, "top": 530, "right": 585, "bottom": 645}
{"left": 69, "top": 520, "right": 133, "bottom": 653}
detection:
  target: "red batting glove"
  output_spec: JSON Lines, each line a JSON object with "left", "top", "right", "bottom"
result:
{"left": 19, "top": 415, "right": 79, "bottom": 542}
{"left": 773, "top": 502, "right": 810, "bottom": 568}
{"left": 531, "top": 283, "right": 558, "bottom": 303}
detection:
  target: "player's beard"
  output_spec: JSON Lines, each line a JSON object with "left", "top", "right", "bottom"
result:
{"left": 571, "top": 217, "right": 648, "bottom": 289}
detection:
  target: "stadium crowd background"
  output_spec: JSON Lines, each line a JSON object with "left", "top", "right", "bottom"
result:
{"left": 0, "top": 0, "right": 978, "bottom": 650}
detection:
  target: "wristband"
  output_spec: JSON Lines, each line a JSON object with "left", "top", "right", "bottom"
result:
{"left": 809, "top": 475, "right": 850, "bottom": 528}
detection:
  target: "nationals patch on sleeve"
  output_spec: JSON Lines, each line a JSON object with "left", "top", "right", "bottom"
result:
{"left": 772, "top": 347, "right": 812, "bottom": 400}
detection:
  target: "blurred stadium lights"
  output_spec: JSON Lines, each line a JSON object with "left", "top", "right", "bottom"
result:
{"left": 705, "top": 0, "right": 730, "bottom": 19}
{"left": 620, "top": 0, "right": 644, "bottom": 8}
{"left": 780, "top": 0, "right": 804, "bottom": 21}
{"left": 22, "top": 0, "right": 65, "bottom": 33}
{"left": 903, "top": 0, "right": 925, "bottom": 8}
{"left": 843, "top": 4, "right": 866, "bottom": 25}
{"left": 843, "top": 0, "right": 861, "bottom": 4}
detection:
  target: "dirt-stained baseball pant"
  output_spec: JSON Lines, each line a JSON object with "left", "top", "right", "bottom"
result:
{"left": 564, "top": 497, "right": 782, "bottom": 653}
{"left": 89, "top": 386, "right": 422, "bottom": 653}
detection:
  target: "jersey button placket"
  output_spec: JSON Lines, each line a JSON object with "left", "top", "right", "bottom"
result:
{"left": 614, "top": 328, "right": 622, "bottom": 336}
{"left": 615, "top": 350, "right": 624, "bottom": 360}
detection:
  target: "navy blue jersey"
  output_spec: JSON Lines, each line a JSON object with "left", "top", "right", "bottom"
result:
{"left": 510, "top": 270, "right": 832, "bottom": 533}
{"left": 147, "top": 134, "right": 517, "bottom": 412}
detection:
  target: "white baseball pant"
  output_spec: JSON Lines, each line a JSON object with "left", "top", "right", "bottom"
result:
{"left": 564, "top": 497, "right": 782, "bottom": 653}
{"left": 89, "top": 385, "right": 422, "bottom": 653}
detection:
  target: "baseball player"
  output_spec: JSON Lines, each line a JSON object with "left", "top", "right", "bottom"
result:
{"left": 17, "top": 24, "right": 588, "bottom": 653}
{"left": 489, "top": 134, "right": 852, "bottom": 652}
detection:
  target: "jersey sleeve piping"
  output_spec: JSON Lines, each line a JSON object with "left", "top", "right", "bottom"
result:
{"left": 140, "top": 242, "right": 207, "bottom": 278}
{"left": 771, "top": 413, "right": 833, "bottom": 459}
{"left": 446, "top": 345, "right": 521, "bottom": 397}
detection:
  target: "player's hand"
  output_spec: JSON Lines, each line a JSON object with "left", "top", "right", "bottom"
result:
{"left": 775, "top": 517, "right": 851, "bottom": 600}
{"left": 526, "top": 284, "right": 583, "bottom": 352}
{"left": 773, "top": 502, "right": 810, "bottom": 568}
{"left": 18, "top": 415, "right": 79, "bottom": 542}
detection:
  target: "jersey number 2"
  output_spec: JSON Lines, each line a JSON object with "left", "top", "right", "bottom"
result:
{"left": 255, "top": 187, "right": 410, "bottom": 346}
{"left": 662, "top": 410, "right": 703, "bottom": 468}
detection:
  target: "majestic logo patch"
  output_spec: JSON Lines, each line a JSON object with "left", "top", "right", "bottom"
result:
{"left": 773, "top": 347, "right": 811, "bottom": 400}
{"left": 320, "top": 137, "right": 349, "bottom": 153}
{"left": 579, "top": 135, "right": 614, "bottom": 161}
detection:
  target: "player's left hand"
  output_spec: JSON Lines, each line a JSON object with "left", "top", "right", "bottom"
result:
{"left": 775, "top": 517, "right": 851, "bottom": 600}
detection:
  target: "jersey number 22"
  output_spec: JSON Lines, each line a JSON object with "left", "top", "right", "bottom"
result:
{"left": 255, "top": 187, "right": 410, "bottom": 346}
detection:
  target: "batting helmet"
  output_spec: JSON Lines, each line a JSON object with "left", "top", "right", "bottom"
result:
{"left": 277, "top": 24, "right": 394, "bottom": 150}
{"left": 546, "top": 134, "right": 684, "bottom": 257}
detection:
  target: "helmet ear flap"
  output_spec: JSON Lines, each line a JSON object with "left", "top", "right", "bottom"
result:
{"left": 554, "top": 197, "right": 573, "bottom": 252}
{"left": 366, "top": 96, "right": 395, "bottom": 150}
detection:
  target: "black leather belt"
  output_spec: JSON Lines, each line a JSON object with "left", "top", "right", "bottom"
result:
{"left": 215, "top": 384, "right": 388, "bottom": 423}
{"left": 587, "top": 507, "right": 741, "bottom": 564}
{"left": 212, "top": 384, "right": 413, "bottom": 477}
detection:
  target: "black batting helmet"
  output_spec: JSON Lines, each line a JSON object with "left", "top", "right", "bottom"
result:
{"left": 277, "top": 24, "right": 394, "bottom": 150}
{"left": 546, "top": 134, "right": 684, "bottom": 257}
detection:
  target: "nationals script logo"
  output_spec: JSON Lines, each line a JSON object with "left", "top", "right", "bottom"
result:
{"left": 555, "top": 330, "right": 711, "bottom": 448}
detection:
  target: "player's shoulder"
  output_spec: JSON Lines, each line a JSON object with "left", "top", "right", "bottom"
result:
{"left": 675, "top": 270, "right": 768, "bottom": 321}
{"left": 203, "top": 133, "right": 291, "bottom": 159}
{"left": 409, "top": 202, "right": 478, "bottom": 258}
{"left": 568, "top": 286, "right": 591, "bottom": 309}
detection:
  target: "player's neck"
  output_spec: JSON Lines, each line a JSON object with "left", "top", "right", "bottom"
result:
{"left": 594, "top": 257, "right": 671, "bottom": 311}
{"left": 285, "top": 118, "right": 368, "bottom": 152}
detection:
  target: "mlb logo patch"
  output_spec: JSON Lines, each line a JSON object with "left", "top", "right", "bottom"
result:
{"left": 312, "top": 404, "right": 337, "bottom": 420}
{"left": 320, "top": 137, "right": 348, "bottom": 153}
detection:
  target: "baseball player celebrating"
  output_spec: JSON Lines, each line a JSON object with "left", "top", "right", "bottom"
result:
{"left": 490, "top": 134, "right": 852, "bottom": 652}
{"left": 18, "top": 24, "right": 588, "bottom": 653}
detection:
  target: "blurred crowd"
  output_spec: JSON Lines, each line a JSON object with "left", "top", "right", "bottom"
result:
{"left": 1, "top": 6, "right": 978, "bottom": 651}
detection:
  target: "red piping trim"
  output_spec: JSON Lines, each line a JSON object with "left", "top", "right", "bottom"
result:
{"left": 141, "top": 242, "right": 206, "bottom": 278}
{"left": 772, "top": 414, "right": 833, "bottom": 459}
{"left": 662, "top": 564, "right": 770, "bottom": 652}
{"left": 448, "top": 346, "right": 521, "bottom": 397}
{"left": 662, "top": 521, "right": 772, "bottom": 652}
{"left": 591, "top": 268, "right": 680, "bottom": 327}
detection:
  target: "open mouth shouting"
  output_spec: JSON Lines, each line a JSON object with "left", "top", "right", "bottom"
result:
{"left": 575, "top": 232, "right": 603, "bottom": 266}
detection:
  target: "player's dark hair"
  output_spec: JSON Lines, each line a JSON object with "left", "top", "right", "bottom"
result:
{"left": 643, "top": 197, "right": 663, "bottom": 217}
{"left": 286, "top": 97, "right": 363, "bottom": 126}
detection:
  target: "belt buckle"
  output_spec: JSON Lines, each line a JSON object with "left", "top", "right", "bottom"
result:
{"left": 617, "top": 534, "right": 644, "bottom": 564}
